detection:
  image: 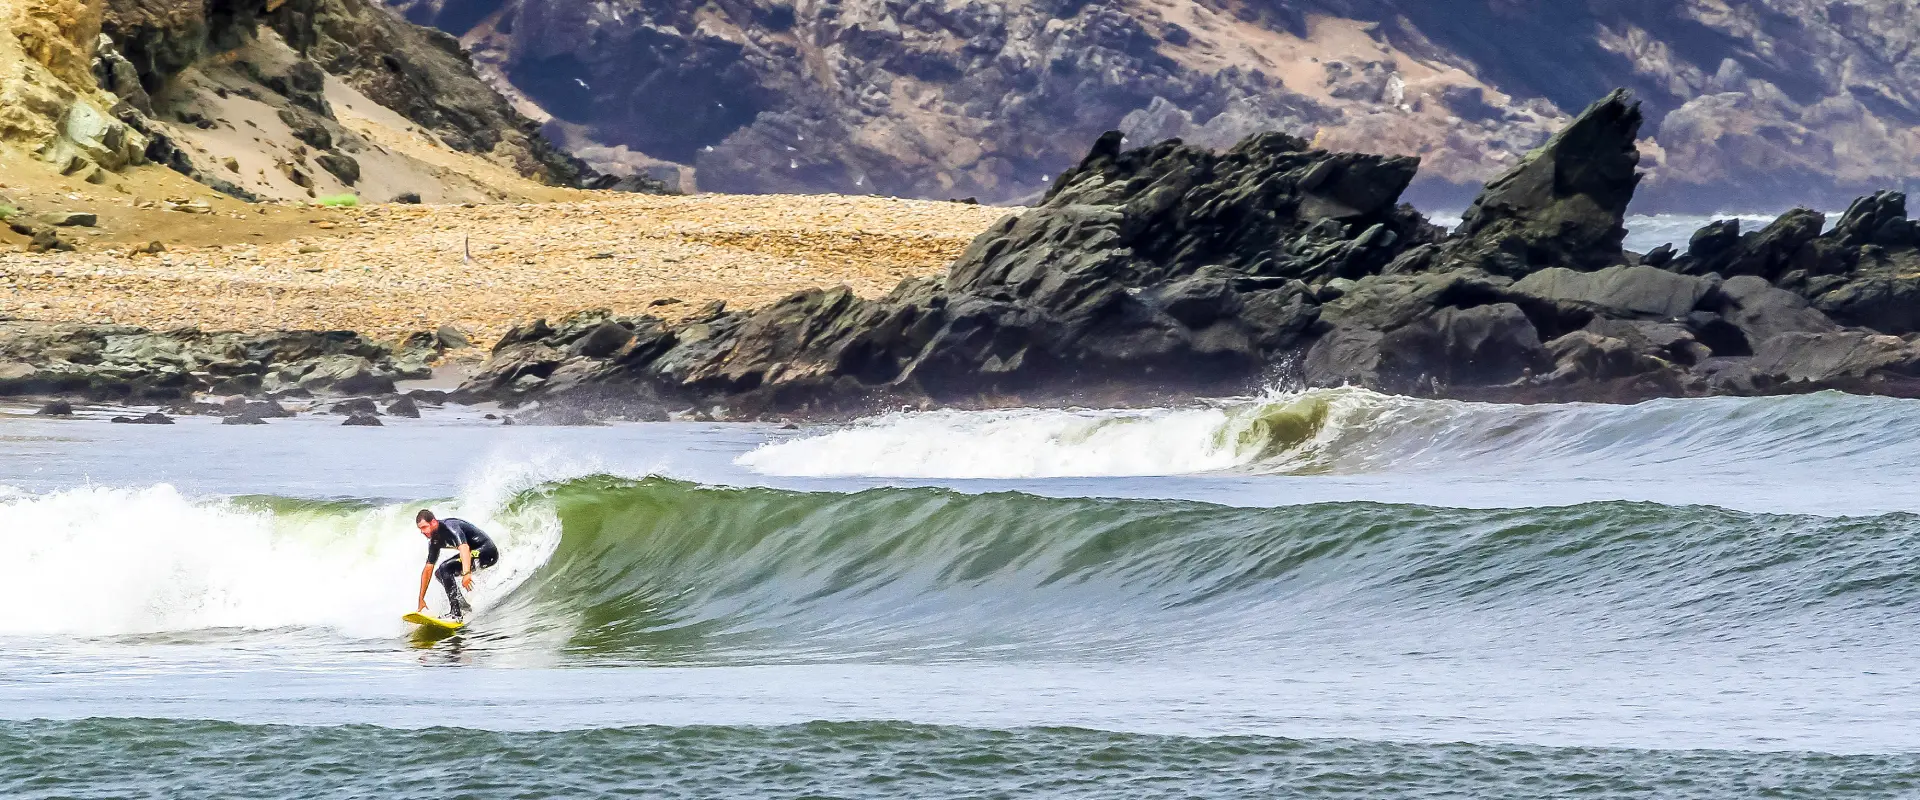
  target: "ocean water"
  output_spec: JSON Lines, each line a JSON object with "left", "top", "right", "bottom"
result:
{"left": 6, "top": 387, "right": 1920, "bottom": 797}
{"left": 1426, "top": 212, "right": 1790, "bottom": 254}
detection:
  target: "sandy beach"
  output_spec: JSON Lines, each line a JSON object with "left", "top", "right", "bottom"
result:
{"left": 0, "top": 192, "right": 1012, "bottom": 347}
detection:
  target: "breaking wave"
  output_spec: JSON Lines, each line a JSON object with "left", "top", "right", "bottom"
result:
{"left": 10, "top": 473, "right": 1919, "bottom": 665}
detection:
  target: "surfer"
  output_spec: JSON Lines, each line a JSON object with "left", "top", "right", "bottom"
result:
{"left": 414, "top": 510, "right": 501, "bottom": 621}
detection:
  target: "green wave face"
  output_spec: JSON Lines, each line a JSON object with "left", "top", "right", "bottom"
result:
{"left": 474, "top": 477, "right": 1920, "bottom": 664}
{"left": 7, "top": 717, "right": 1912, "bottom": 800}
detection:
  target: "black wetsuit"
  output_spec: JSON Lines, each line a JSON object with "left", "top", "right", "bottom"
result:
{"left": 426, "top": 518, "right": 500, "bottom": 618}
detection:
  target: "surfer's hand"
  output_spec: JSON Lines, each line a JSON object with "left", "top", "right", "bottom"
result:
{"left": 461, "top": 574, "right": 474, "bottom": 591}
{"left": 417, "top": 601, "right": 428, "bottom": 612}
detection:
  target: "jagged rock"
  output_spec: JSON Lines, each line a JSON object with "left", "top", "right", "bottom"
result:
{"left": 1437, "top": 90, "right": 1642, "bottom": 276}
{"left": 1673, "top": 210, "right": 1825, "bottom": 282}
{"left": 341, "top": 411, "right": 383, "bottom": 426}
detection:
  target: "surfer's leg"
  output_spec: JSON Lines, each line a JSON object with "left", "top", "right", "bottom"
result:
{"left": 434, "top": 557, "right": 470, "bottom": 618}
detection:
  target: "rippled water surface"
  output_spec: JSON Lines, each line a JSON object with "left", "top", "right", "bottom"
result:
{"left": 5, "top": 388, "right": 1920, "bottom": 797}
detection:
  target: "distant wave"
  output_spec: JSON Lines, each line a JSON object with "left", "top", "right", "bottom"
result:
{"left": 737, "top": 388, "right": 1920, "bottom": 480}
{"left": 1426, "top": 211, "right": 1812, "bottom": 253}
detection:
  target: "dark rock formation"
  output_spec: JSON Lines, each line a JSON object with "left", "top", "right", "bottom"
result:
{"left": 111, "top": 412, "right": 175, "bottom": 424}
{"left": 0, "top": 323, "right": 441, "bottom": 401}
{"left": 385, "top": 395, "right": 422, "bottom": 417}
{"left": 437, "top": 88, "right": 1920, "bottom": 413}
{"left": 461, "top": 129, "right": 1438, "bottom": 414}
{"left": 1436, "top": 90, "right": 1642, "bottom": 277}
{"left": 341, "top": 411, "right": 383, "bottom": 426}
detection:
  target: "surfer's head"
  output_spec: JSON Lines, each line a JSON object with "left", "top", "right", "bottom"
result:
{"left": 415, "top": 509, "right": 438, "bottom": 537}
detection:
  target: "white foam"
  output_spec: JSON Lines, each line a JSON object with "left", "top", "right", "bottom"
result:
{"left": 0, "top": 468, "right": 573, "bottom": 638}
{"left": 736, "top": 389, "right": 1394, "bottom": 479}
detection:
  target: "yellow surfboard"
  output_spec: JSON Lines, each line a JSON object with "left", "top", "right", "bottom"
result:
{"left": 403, "top": 611, "right": 466, "bottom": 632}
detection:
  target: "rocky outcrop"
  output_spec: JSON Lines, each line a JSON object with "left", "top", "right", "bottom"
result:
{"left": 0, "top": 0, "right": 664, "bottom": 200}
{"left": 0, "top": 322, "right": 442, "bottom": 400}
{"left": 458, "top": 127, "right": 1445, "bottom": 415}
{"left": 449, "top": 89, "right": 1920, "bottom": 417}
{"left": 1434, "top": 90, "right": 1642, "bottom": 277}
{"left": 386, "top": 0, "right": 1920, "bottom": 210}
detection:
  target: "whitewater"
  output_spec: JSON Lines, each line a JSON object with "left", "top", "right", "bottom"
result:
{"left": 6, "top": 387, "right": 1920, "bottom": 798}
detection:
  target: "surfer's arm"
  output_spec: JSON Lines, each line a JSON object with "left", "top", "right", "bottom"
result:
{"left": 417, "top": 562, "right": 433, "bottom": 611}
{"left": 459, "top": 543, "right": 474, "bottom": 590}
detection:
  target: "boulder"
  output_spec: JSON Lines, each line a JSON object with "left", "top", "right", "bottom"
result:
{"left": 1510, "top": 265, "right": 1713, "bottom": 319}
{"left": 1717, "top": 275, "right": 1838, "bottom": 346}
{"left": 385, "top": 395, "right": 422, "bottom": 417}
{"left": 1306, "top": 302, "right": 1548, "bottom": 393}
{"left": 45, "top": 212, "right": 97, "bottom": 227}
{"left": 341, "top": 411, "right": 384, "bottom": 426}
{"left": 1542, "top": 331, "right": 1664, "bottom": 383}
{"left": 35, "top": 400, "right": 74, "bottom": 416}
{"left": 110, "top": 412, "right": 174, "bottom": 424}
{"left": 330, "top": 398, "right": 379, "bottom": 415}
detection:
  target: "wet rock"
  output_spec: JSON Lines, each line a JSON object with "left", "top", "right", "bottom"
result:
{"left": 110, "top": 412, "right": 174, "bottom": 424}
{"left": 35, "top": 400, "right": 74, "bottom": 416}
{"left": 341, "top": 411, "right": 384, "bottom": 426}
{"left": 221, "top": 412, "right": 269, "bottom": 425}
{"left": 330, "top": 398, "right": 379, "bottom": 415}
{"left": 385, "top": 395, "right": 421, "bottom": 417}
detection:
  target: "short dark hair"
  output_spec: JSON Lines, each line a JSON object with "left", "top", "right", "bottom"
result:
{"left": 416, "top": 509, "right": 437, "bottom": 524}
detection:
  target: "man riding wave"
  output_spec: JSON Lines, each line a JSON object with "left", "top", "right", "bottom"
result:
{"left": 414, "top": 509, "right": 501, "bottom": 621}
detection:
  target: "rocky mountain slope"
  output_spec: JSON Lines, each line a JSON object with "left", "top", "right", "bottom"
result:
{"left": 1, "top": 0, "right": 653, "bottom": 201}
{"left": 391, "top": 0, "right": 1920, "bottom": 210}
